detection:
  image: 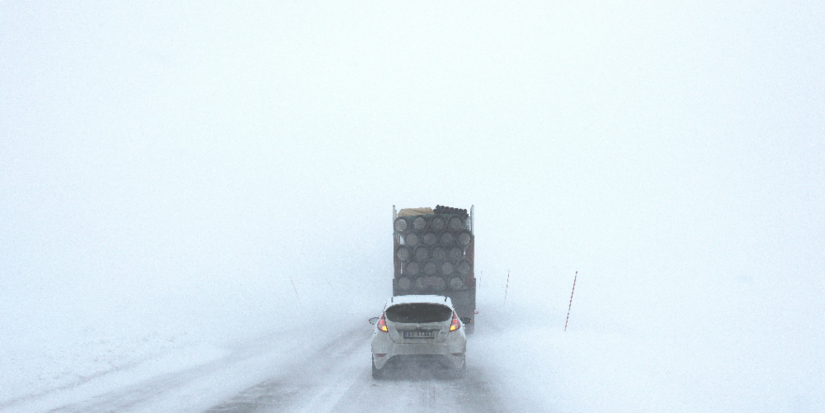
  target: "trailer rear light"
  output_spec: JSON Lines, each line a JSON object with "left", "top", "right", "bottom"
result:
{"left": 375, "top": 353, "right": 387, "bottom": 357}
{"left": 377, "top": 313, "right": 388, "bottom": 332}
{"left": 449, "top": 311, "right": 461, "bottom": 332}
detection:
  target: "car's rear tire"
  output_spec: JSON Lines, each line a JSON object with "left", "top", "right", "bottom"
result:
{"left": 372, "top": 357, "right": 384, "bottom": 380}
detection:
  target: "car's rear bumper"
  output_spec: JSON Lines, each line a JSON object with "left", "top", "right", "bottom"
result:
{"left": 372, "top": 340, "right": 466, "bottom": 370}
{"left": 376, "top": 353, "right": 465, "bottom": 371}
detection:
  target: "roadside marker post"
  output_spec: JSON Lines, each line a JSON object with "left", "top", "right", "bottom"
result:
{"left": 289, "top": 275, "right": 302, "bottom": 308}
{"left": 564, "top": 271, "right": 578, "bottom": 332}
{"left": 503, "top": 270, "right": 510, "bottom": 307}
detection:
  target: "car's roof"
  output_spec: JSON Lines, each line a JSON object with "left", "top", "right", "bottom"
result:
{"left": 385, "top": 295, "right": 453, "bottom": 307}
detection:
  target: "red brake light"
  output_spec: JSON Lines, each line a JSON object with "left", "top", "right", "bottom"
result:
{"left": 449, "top": 311, "right": 461, "bottom": 332}
{"left": 377, "top": 313, "right": 388, "bottom": 332}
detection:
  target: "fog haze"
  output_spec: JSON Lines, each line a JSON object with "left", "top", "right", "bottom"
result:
{"left": 2, "top": 2, "right": 823, "bottom": 411}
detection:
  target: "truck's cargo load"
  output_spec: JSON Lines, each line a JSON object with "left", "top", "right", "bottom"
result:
{"left": 423, "top": 232, "right": 438, "bottom": 245}
{"left": 457, "top": 231, "right": 472, "bottom": 246}
{"left": 412, "top": 216, "right": 428, "bottom": 231}
{"left": 434, "top": 205, "right": 468, "bottom": 218}
{"left": 414, "top": 247, "right": 429, "bottom": 262}
{"left": 396, "top": 246, "right": 411, "bottom": 262}
{"left": 441, "top": 261, "right": 454, "bottom": 275}
{"left": 394, "top": 217, "right": 409, "bottom": 233}
{"left": 448, "top": 216, "right": 466, "bottom": 231}
{"left": 439, "top": 232, "right": 455, "bottom": 246}
{"left": 430, "top": 216, "right": 446, "bottom": 231}
{"left": 392, "top": 204, "right": 475, "bottom": 332}
{"left": 398, "top": 207, "right": 434, "bottom": 217}
{"left": 423, "top": 261, "right": 437, "bottom": 275}
{"left": 405, "top": 261, "right": 420, "bottom": 275}
{"left": 404, "top": 233, "right": 420, "bottom": 247}
{"left": 448, "top": 246, "right": 463, "bottom": 261}
{"left": 397, "top": 276, "right": 412, "bottom": 290}
{"left": 457, "top": 260, "right": 472, "bottom": 275}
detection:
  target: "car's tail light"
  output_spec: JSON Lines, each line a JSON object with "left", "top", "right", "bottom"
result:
{"left": 377, "top": 313, "right": 388, "bottom": 332}
{"left": 449, "top": 311, "right": 461, "bottom": 332}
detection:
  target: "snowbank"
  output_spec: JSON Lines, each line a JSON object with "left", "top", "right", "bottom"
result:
{"left": 472, "top": 294, "right": 824, "bottom": 413}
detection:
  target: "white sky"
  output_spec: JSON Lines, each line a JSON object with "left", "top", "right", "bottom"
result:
{"left": 1, "top": 2, "right": 824, "bottom": 393}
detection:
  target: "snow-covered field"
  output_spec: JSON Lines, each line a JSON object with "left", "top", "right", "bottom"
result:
{"left": 2, "top": 263, "right": 821, "bottom": 413}
{"left": 0, "top": 323, "right": 210, "bottom": 406}
{"left": 0, "top": 276, "right": 381, "bottom": 411}
{"left": 476, "top": 298, "right": 824, "bottom": 413}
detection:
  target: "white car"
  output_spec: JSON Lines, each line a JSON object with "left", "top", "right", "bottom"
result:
{"left": 369, "top": 295, "right": 471, "bottom": 379}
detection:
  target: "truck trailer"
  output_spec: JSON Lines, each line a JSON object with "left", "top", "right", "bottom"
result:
{"left": 392, "top": 205, "right": 476, "bottom": 332}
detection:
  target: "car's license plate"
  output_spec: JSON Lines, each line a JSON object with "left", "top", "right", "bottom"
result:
{"left": 403, "top": 330, "right": 436, "bottom": 339}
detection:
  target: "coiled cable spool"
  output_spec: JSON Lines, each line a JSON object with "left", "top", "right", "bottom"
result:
{"left": 396, "top": 246, "right": 411, "bottom": 262}
{"left": 404, "top": 232, "right": 420, "bottom": 247}
{"left": 397, "top": 276, "right": 413, "bottom": 291}
{"left": 457, "top": 231, "right": 472, "bottom": 246}
{"left": 412, "top": 216, "right": 427, "bottom": 232}
{"left": 456, "top": 260, "right": 472, "bottom": 276}
{"left": 440, "top": 261, "right": 455, "bottom": 276}
{"left": 430, "top": 216, "right": 446, "bottom": 231}
{"left": 394, "top": 217, "right": 409, "bottom": 233}
{"left": 423, "top": 261, "right": 437, "bottom": 275}
{"left": 448, "top": 216, "right": 465, "bottom": 231}
{"left": 439, "top": 232, "right": 455, "bottom": 246}
{"left": 448, "top": 246, "right": 463, "bottom": 261}
{"left": 405, "top": 261, "right": 420, "bottom": 276}
{"left": 413, "top": 247, "right": 429, "bottom": 262}
{"left": 422, "top": 232, "right": 438, "bottom": 246}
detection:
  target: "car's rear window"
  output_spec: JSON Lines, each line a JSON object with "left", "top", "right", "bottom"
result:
{"left": 385, "top": 303, "right": 452, "bottom": 323}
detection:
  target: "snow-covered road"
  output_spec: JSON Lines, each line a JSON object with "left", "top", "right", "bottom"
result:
{"left": 204, "top": 327, "right": 506, "bottom": 413}
{"left": 7, "top": 320, "right": 510, "bottom": 413}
